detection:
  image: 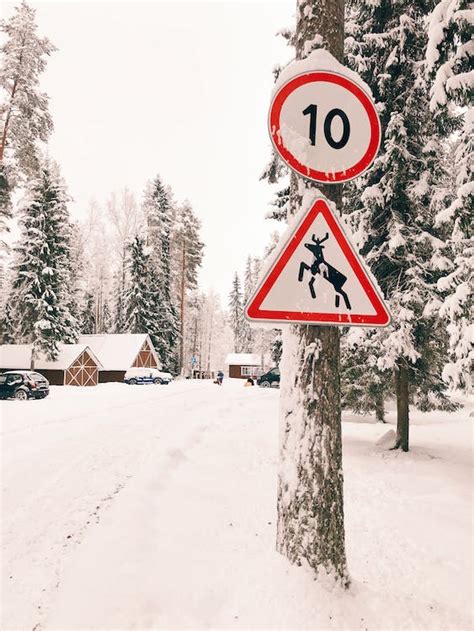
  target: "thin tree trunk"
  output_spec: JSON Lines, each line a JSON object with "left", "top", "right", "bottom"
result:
{"left": 1, "top": 76, "right": 20, "bottom": 163}
{"left": 394, "top": 360, "right": 409, "bottom": 451}
{"left": 206, "top": 314, "right": 213, "bottom": 376}
{"left": 375, "top": 392, "right": 385, "bottom": 423}
{"left": 179, "top": 244, "right": 186, "bottom": 373}
{"left": 276, "top": 0, "right": 348, "bottom": 586}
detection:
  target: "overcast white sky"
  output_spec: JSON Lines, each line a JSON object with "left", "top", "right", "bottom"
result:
{"left": 5, "top": 0, "right": 295, "bottom": 300}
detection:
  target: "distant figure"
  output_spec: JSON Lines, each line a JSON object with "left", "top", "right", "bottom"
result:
{"left": 244, "top": 377, "right": 254, "bottom": 387}
{"left": 216, "top": 370, "right": 224, "bottom": 385}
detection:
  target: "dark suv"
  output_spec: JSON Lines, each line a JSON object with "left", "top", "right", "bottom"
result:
{"left": 0, "top": 371, "right": 50, "bottom": 400}
{"left": 257, "top": 367, "right": 280, "bottom": 388}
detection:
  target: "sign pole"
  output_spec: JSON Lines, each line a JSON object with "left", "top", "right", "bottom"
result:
{"left": 275, "top": 0, "right": 349, "bottom": 585}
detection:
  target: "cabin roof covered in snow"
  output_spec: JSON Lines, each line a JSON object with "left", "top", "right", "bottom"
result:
{"left": 78, "top": 334, "right": 160, "bottom": 371}
{"left": 0, "top": 344, "right": 102, "bottom": 370}
{"left": 225, "top": 353, "right": 261, "bottom": 366}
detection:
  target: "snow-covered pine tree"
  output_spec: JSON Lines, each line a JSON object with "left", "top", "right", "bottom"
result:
{"left": 8, "top": 160, "right": 78, "bottom": 361}
{"left": 229, "top": 272, "right": 245, "bottom": 353}
{"left": 270, "top": 330, "right": 283, "bottom": 365}
{"left": 80, "top": 291, "right": 96, "bottom": 334}
{"left": 102, "top": 299, "right": 112, "bottom": 333}
{"left": 112, "top": 268, "right": 126, "bottom": 333}
{"left": 345, "top": 0, "right": 457, "bottom": 450}
{"left": 0, "top": 300, "right": 15, "bottom": 344}
{"left": 426, "top": 0, "right": 473, "bottom": 392}
{"left": 240, "top": 255, "right": 255, "bottom": 352}
{"left": 275, "top": 0, "right": 349, "bottom": 586}
{"left": 341, "top": 328, "right": 391, "bottom": 422}
{"left": 0, "top": 1, "right": 56, "bottom": 202}
{"left": 261, "top": 151, "right": 291, "bottom": 222}
{"left": 0, "top": 165, "right": 12, "bottom": 251}
{"left": 173, "top": 200, "right": 204, "bottom": 372}
{"left": 143, "top": 175, "right": 179, "bottom": 372}
{"left": 106, "top": 189, "right": 142, "bottom": 333}
{"left": 124, "top": 235, "right": 155, "bottom": 334}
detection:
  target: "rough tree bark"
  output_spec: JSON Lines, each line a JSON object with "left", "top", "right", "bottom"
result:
{"left": 276, "top": 0, "right": 349, "bottom": 586}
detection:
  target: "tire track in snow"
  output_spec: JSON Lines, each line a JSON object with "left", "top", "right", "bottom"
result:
{"left": 2, "top": 382, "right": 234, "bottom": 630}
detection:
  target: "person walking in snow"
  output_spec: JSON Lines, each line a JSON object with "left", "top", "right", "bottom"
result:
{"left": 216, "top": 370, "right": 224, "bottom": 385}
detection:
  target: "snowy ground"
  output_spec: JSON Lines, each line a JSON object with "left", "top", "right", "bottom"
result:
{"left": 1, "top": 379, "right": 472, "bottom": 630}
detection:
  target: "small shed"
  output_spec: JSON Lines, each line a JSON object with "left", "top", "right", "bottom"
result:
{"left": 225, "top": 353, "right": 263, "bottom": 379}
{"left": 78, "top": 334, "right": 161, "bottom": 383}
{"left": 0, "top": 344, "right": 102, "bottom": 386}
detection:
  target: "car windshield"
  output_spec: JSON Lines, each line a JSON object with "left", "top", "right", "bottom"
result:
{"left": 29, "top": 372, "right": 44, "bottom": 380}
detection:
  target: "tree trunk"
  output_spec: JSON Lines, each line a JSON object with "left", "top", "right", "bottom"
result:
{"left": 375, "top": 392, "right": 385, "bottom": 423}
{"left": 276, "top": 0, "right": 348, "bottom": 586}
{"left": 394, "top": 360, "right": 409, "bottom": 451}
{"left": 179, "top": 244, "right": 186, "bottom": 373}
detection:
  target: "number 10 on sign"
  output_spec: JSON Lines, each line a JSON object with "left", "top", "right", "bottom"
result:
{"left": 269, "top": 71, "right": 381, "bottom": 183}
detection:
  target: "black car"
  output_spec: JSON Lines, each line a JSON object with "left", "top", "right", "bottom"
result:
{"left": 257, "top": 367, "right": 280, "bottom": 388}
{"left": 0, "top": 371, "right": 50, "bottom": 400}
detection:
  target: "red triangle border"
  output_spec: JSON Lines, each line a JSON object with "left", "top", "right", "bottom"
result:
{"left": 246, "top": 199, "right": 390, "bottom": 327}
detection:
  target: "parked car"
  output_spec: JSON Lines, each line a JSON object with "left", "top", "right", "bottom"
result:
{"left": 156, "top": 371, "right": 173, "bottom": 384}
{"left": 256, "top": 367, "right": 280, "bottom": 388}
{"left": 0, "top": 370, "right": 50, "bottom": 400}
{"left": 124, "top": 367, "right": 172, "bottom": 385}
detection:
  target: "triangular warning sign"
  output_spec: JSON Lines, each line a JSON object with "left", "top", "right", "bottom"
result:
{"left": 246, "top": 198, "right": 390, "bottom": 327}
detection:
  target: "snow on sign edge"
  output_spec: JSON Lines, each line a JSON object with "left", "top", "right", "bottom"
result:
{"left": 273, "top": 48, "right": 374, "bottom": 98}
{"left": 269, "top": 50, "right": 381, "bottom": 184}
{"left": 245, "top": 195, "right": 391, "bottom": 328}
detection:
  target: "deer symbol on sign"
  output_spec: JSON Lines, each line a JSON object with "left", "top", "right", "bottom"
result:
{"left": 298, "top": 233, "right": 352, "bottom": 310}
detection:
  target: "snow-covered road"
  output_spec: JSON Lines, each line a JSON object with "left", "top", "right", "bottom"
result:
{"left": 1, "top": 380, "right": 472, "bottom": 630}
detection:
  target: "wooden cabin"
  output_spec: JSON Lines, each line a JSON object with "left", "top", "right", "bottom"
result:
{"left": 224, "top": 353, "right": 263, "bottom": 379}
{"left": 0, "top": 344, "right": 102, "bottom": 386}
{"left": 78, "top": 334, "right": 161, "bottom": 383}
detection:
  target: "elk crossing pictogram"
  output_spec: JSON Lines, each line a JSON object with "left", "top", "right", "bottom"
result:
{"left": 245, "top": 198, "right": 390, "bottom": 327}
{"left": 298, "top": 232, "right": 352, "bottom": 310}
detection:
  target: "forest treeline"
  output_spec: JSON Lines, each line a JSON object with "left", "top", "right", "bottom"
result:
{"left": 0, "top": 2, "right": 216, "bottom": 374}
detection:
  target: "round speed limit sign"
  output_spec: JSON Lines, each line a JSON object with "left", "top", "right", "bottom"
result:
{"left": 269, "top": 71, "right": 381, "bottom": 183}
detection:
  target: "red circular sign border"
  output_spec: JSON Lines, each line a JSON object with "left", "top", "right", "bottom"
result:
{"left": 269, "top": 71, "right": 381, "bottom": 183}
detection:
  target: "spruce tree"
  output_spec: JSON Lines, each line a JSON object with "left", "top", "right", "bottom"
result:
{"left": 241, "top": 256, "right": 255, "bottom": 352}
{"left": 112, "top": 268, "right": 126, "bottom": 333}
{"left": 0, "top": 300, "right": 15, "bottom": 344}
{"left": 80, "top": 291, "right": 96, "bottom": 334}
{"left": 9, "top": 161, "right": 78, "bottom": 361}
{"left": 143, "top": 175, "right": 179, "bottom": 371}
{"left": 173, "top": 200, "right": 204, "bottom": 372}
{"left": 341, "top": 329, "right": 391, "bottom": 422}
{"left": 426, "top": 0, "right": 473, "bottom": 392}
{"left": 124, "top": 235, "right": 155, "bottom": 334}
{"left": 102, "top": 299, "right": 112, "bottom": 333}
{"left": 229, "top": 272, "right": 245, "bottom": 353}
{"left": 345, "top": 0, "right": 455, "bottom": 450}
{"left": 0, "top": 1, "right": 56, "bottom": 197}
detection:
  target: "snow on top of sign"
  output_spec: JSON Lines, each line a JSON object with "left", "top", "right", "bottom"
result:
{"left": 273, "top": 48, "right": 373, "bottom": 98}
